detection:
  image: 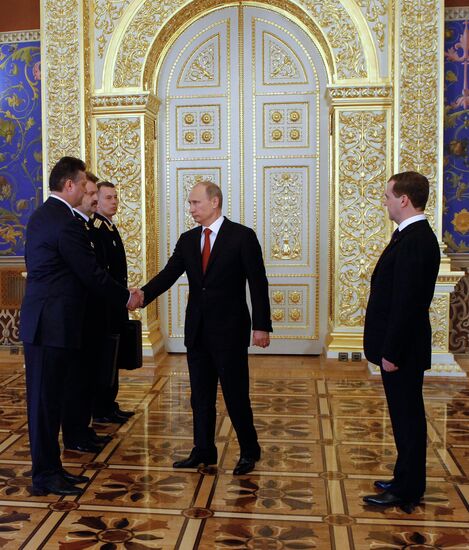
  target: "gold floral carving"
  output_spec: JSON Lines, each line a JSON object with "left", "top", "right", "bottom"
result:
{"left": 355, "top": 0, "right": 387, "bottom": 50}
{"left": 43, "top": 0, "right": 82, "bottom": 169}
{"left": 96, "top": 118, "right": 142, "bottom": 289}
{"left": 84, "top": 0, "right": 92, "bottom": 163}
{"left": 398, "top": 0, "right": 439, "bottom": 229}
{"left": 269, "top": 41, "right": 301, "bottom": 79}
{"left": 328, "top": 86, "right": 392, "bottom": 100}
{"left": 92, "top": 94, "right": 160, "bottom": 114}
{"left": 0, "top": 310, "right": 20, "bottom": 345}
{"left": 114, "top": 0, "right": 187, "bottom": 87}
{"left": 180, "top": 42, "right": 216, "bottom": 83}
{"left": 144, "top": 115, "right": 158, "bottom": 323}
{"left": 289, "top": 291, "right": 302, "bottom": 304}
{"left": 336, "top": 111, "right": 388, "bottom": 327}
{"left": 289, "top": 308, "right": 301, "bottom": 321}
{"left": 449, "top": 273, "right": 469, "bottom": 353}
{"left": 120, "top": 0, "right": 365, "bottom": 90}
{"left": 94, "top": 0, "right": 132, "bottom": 58}
{"left": 142, "top": 0, "right": 335, "bottom": 90}
{"left": 270, "top": 172, "right": 302, "bottom": 260}
{"left": 297, "top": 0, "right": 367, "bottom": 79}
{"left": 430, "top": 294, "right": 449, "bottom": 352}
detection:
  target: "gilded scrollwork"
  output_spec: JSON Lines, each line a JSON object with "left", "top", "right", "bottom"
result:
{"left": 354, "top": 0, "right": 387, "bottom": 50}
{"left": 144, "top": 115, "right": 158, "bottom": 323}
{"left": 178, "top": 37, "right": 218, "bottom": 85}
{"left": 43, "top": 0, "right": 82, "bottom": 169}
{"left": 430, "top": 294, "right": 450, "bottom": 351}
{"left": 336, "top": 110, "right": 388, "bottom": 327}
{"left": 398, "top": 0, "right": 439, "bottom": 229}
{"left": 449, "top": 273, "right": 469, "bottom": 353}
{"left": 118, "top": 0, "right": 366, "bottom": 89}
{"left": 0, "top": 310, "right": 20, "bottom": 345}
{"left": 113, "top": 0, "right": 187, "bottom": 88}
{"left": 328, "top": 86, "right": 392, "bottom": 100}
{"left": 95, "top": 118, "right": 142, "bottom": 289}
{"left": 269, "top": 171, "right": 303, "bottom": 261}
{"left": 297, "top": 0, "right": 367, "bottom": 79}
{"left": 94, "top": 0, "right": 132, "bottom": 59}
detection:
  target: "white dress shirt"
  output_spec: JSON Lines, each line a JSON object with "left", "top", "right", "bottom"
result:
{"left": 200, "top": 215, "right": 224, "bottom": 251}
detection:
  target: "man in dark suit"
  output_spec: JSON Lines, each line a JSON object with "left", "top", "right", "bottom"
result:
{"left": 363, "top": 171, "right": 440, "bottom": 508}
{"left": 142, "top": 181, "right": 272, "bottom": 475}
{"left": 20, "top": 157, "right": 142, "bottom": 496}
{"left": 92, "top": 181, "right": 134, "bottom": 424}
{"left": 62, "top": 171, "right": 113, "bottom": 453}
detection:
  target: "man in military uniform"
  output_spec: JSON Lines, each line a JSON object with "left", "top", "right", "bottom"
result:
{"left": 92, "top": 181, "right": 134, "bottom": 423}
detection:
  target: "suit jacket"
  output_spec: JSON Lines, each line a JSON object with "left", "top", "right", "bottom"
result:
{"left": 142, "top": 217, "right": 272, "bottom": 350}
{"left": 20, "top": 197, "right": 129, "bottom": 350}
{"left": 363, "top": 219, "right": 440, "bottom": 370}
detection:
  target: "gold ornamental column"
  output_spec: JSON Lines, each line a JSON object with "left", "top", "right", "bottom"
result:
{"left": 91, "top": 93, "right": 163, "bottom": 359}
{"left": 326, "top": 86, "right": 393, "bottom": 357}
{"left": 41, "top": 0, "right": 86, "bottom": 172}
{"left": 393, "top": 0, "right": 464, "bottom": 375}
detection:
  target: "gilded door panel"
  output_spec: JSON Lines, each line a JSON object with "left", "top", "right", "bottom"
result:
{"left": 158, "top": 5, "right": 328, "bottom": 353}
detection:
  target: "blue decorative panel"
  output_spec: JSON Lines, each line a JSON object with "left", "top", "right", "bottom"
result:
{"left": 444, "top": 20, "right": 469, "bottom": 253}
{"left": 0, "top": 40, "right": 42, "bottom": 256}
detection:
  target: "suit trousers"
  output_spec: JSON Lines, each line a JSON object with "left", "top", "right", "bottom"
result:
{"left": 186, "top": 329, "right": 260, "bottom": 459}
{"left": 24, "top": 343, "right": 77, "bottom": 483}
{"left": 381, "top": 363, "right": 426, "bottom": 500}
{"left": 62, "top": 348, "right": 96, "bottom": 445}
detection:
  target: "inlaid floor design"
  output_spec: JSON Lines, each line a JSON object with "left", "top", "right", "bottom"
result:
{"left": 0, "top": 357, "right": 468, "bottom": 549}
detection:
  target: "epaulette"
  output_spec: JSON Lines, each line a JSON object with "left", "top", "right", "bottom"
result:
{"left": 93, "top": 218, "right": 102, "bottom": 229}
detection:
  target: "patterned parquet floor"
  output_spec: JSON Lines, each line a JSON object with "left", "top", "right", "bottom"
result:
{"left": 0, "top": 354, "right": 469, "bottom": 549}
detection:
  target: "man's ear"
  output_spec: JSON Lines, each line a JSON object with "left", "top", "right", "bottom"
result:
{"left": 400, "top": 194, "right": 409, "bottom": 207}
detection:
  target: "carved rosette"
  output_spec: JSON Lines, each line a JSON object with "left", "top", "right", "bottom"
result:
{"left": 397, "top": 0, "right": 439, "bottom": 229}
{"left": 336, "top": 110, "right": 389, "bottom": 327}
{"left": 95, "top": 118, "right": 143, "bottom": 290}
{"left": 42, "top": 0, "right": 83, "bottom": 170}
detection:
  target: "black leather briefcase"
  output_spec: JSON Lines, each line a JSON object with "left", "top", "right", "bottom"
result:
{"left": 117, "top": 319, "right": 143, "bottom": 370}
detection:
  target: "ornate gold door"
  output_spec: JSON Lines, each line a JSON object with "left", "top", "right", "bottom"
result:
{"left": 157, "top": 4, "right": 329, "bottom": 353}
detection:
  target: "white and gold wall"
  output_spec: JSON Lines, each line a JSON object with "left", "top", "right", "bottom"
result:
{"left": 40, "top": 0, "right": 463, "bottom": 373}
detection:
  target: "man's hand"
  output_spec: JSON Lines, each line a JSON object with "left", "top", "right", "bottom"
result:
{"left": 127, "top": 288, "right": 144, "bottom": 311}
{"left": 252, "top": 330, "right": 270, "bottom": 348}
{"left": 382, "top": 357, "right": 399, "bottom": 372}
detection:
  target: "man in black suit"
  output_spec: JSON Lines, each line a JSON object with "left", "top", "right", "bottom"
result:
{"left": 142, "top": 181, "right": 272, "bottom": 475}
{"left": 20, "top": 157, "right": 142, "bottom": 496}
{"left": 363, "top": 171, "right": 440, "bottom": 508}
{"left": 62, "top": 172, "right": 113, "bottom": 453}
{"left": 92, "top": 181, "right": 134, "bottom": 424}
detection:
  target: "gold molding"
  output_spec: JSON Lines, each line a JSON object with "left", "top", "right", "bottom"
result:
{"left": 92, "top": 93, "right": 160, "bottom": 114}
{"left": 0, "top": 30, "right": 40, "bottom": 43}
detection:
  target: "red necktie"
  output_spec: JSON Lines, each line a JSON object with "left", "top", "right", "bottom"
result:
{"left": 202, "top": 228, "right": 212, "bottom": 273}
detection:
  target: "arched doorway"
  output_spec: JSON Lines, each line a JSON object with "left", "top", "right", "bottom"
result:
{"left": 155, "top": 4, "right": 329, "bottom": 354}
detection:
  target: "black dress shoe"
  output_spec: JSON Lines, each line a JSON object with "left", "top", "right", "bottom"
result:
{"left": 64, "top": 441, "right": 105, "bottom": 453}
{"left": 374, "top": 479, "right": 394, "bottom": 491}
{"left": 62, "top": 469, "right": 89, "bottom": 484}
{"left": 115, "top": 408, "right": 135, "bottom": 418}
{"left": 93, "top": 412, "right": 127, "bottom": 424}
{"left": 32, "top": 477, "right": 84, "bottom": 496}
{"left": 91, "top": 433, "right": 113, "bottom": 444}
{"left": 233, "top": 456, "right": 257, "bottom": 475}
{"left": 363, "top": 491, "right": 418, "bottom": 507}
{"left": 173, "top": 453, "right": 217, "bottom": 469}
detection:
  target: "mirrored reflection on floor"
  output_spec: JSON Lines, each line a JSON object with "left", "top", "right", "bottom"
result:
{"left": 0, "top": 355, "right": 468, "bottom": 549}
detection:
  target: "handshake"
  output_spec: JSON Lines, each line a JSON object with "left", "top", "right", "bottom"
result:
{"left": 127, "top": 288, "right": 144, "bottom": 311}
